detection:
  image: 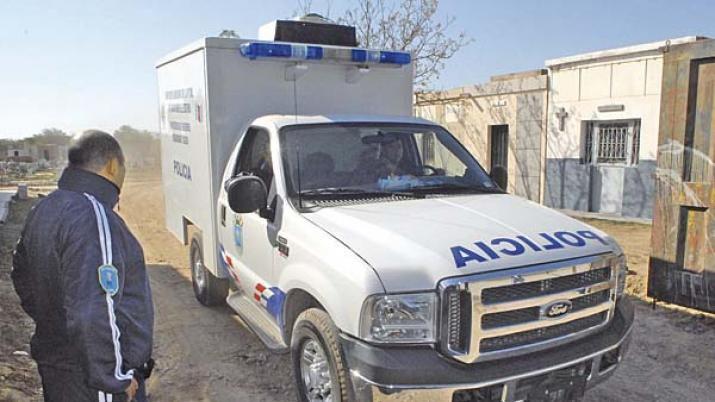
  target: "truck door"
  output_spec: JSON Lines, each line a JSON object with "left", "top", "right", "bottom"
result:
{"left": 218, "top": 127, "right": 278, "bottom": 298}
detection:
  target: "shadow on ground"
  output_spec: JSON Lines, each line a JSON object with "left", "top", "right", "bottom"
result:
{"left": 145, "top": 264, "right": 296, "bottom": 402}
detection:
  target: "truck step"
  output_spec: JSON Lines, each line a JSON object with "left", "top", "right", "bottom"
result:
{"left": 226, "top": 291, "right": 289, "bottom": 353}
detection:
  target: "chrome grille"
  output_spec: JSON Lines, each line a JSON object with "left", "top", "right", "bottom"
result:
{"left": 440, "top": 254, "right": 618, "bottom": 363}
{"left": 481, "top": 267, "right": 611, "bottom": 304}
{"left": 480, "top": 312, "right": 608, "bottom": 352}
{"left": 482, "top": 290, "right": 611, "bottom": 329}
{"left": 443, "top": 286, "right": 471, "bottom": 353}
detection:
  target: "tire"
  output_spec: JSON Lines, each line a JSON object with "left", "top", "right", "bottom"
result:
{"left": 190, "top": 233, "right": 228, "bottom": 306}
{"left": 291, "top": 308, "right": 352, "bottom": 402}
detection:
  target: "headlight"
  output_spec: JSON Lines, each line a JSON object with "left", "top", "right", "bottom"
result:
{"left": 359, "top": 292, "right": 437, "bottom": 344}
{"left": 614, "top": 254, "right": 628, "bottom": 298}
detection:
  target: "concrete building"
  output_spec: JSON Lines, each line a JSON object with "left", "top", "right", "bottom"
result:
{"left": 34, "top": 143, "right": 68, "bottom": 163}
{"left": 414, "top": 70, "right": 548, "bottom": 202}
{"left": 6, "top": 147, "right": 31, "bottom": 159}
{"left": 414, "top": 36, "right": 707, "bottom": 220}
{"left": 544, "top": 36, "right": 703, "bottom": 219}
{"left": 4, "top": 142, "right": 68, "bottom": 164}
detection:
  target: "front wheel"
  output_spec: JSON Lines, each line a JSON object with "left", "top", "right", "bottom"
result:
{"left": 291, "top": 308, "right": 352, "bottom": 402}
{"left": 190, "top": 233, "right": 228, "bottom": 306}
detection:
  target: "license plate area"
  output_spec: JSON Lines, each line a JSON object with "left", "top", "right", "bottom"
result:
{"left": 452, "top": 361, "right": 591, "bottom": 402}
{"left": 519, "top": 365, "right": 588, "bottom": 402}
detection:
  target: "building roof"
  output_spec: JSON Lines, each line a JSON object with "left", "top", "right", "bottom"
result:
{"left": 414, "top": 69, "right": 548, "bottom": 104}
{"left": 546, "top": 36, "right": 705, "bottom": 68}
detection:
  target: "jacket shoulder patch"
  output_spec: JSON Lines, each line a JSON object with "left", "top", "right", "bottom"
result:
{"left": 98, "top": 264, "right": 119, "bottom": 296}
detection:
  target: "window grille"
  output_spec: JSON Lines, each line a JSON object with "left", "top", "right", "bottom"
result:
{"left": 583, "top": 122, "right": 594, "bottom": 164}
{"left": 630, "top": 121, "right": 640, "bottom": 165}
{"left": 582, "top": 120, "right": 640, "bottom": 166}
{"left": 597, "top": 123, "right": 629, "bottom": 164}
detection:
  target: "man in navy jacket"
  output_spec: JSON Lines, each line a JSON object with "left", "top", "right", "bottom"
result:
{"left": 12, "top": 130, "right": 154, "bottom": 402}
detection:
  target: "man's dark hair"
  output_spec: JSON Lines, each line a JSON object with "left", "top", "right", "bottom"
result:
{"left": 68, "top": 130, "right": 124, "bottom": 171}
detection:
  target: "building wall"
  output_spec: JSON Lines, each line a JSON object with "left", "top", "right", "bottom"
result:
{"left": 545, "top": 53, "right": 665, "bottom": 218}
{"left": 7, "top": 148, "right": 30, "bottom": 158}
{"left": 648, "top": 39, "right": 715, "bottom": 312}
{"left": 415, "top": 71, "right": 548, "bottom": 202}
{"left": 35, "top": 144, "right": 68, "bottom": 162}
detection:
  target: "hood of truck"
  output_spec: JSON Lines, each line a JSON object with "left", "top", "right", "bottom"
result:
{"left": 304, "top": 194, "right": 619, "bottom": 292}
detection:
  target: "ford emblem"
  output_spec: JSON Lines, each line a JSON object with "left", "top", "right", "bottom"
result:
{"left": 542, "top": 300, "right": 573, "bottom": 319}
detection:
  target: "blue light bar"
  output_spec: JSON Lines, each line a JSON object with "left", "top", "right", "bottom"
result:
{"left": 379, "top": 51, "right": 411, "bottom": 65}
{"left": 306, "top": 46, "right": 324, "bottom": 60}
{"left": 239, "top": 42, "right": 410, "bottom": 66}
{"left": 240, "top": 43, "right": 292, "bottom": 59}
{"left": 351, "top": 49, "right": 366, "bottom": 63}
{"left": 239, "top": 43, "right": 324, "bottom": 60}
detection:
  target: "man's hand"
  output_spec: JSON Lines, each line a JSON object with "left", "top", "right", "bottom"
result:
{"left": 125, "top": 377, "right": 139, "bottom": 401}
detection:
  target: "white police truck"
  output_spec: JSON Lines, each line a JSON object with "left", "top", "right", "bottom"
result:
{"left": 158, "top": 16, "right": 633, "bottom": 402}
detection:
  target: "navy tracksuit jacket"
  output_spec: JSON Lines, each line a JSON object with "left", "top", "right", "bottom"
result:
{"left": 12, "top": 167, "right": 154, "bottom": 401}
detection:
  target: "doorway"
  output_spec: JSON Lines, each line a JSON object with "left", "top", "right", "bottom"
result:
{"left": 489, "top": 124, "right": 509, "bottom": 190}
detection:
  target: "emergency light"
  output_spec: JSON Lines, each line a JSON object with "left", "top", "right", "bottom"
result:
{"left": 239, "top": 42, "right": 411, "bottom": 66}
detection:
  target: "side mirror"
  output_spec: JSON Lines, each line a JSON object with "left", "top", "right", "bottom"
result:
{"left": 225, "top": 176, "right": 267, "bottom": 213}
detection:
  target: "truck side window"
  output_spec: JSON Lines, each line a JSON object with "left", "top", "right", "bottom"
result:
{"left": 235, "top": 128, "right": 275, "bottom": 191}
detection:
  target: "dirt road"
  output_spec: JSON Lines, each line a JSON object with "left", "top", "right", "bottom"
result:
{"left": 1, "top": 170, "right": 714, "bottom": 401}
{"left": 0, "top": 196, "right": 41, "bottom": 401}
{"left": 118, "top": 173, "right": 297, "bottom": 402}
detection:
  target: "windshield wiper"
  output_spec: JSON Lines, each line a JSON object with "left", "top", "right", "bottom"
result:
{"left": 407, "top": 183, "right": 504, "bottom": 194}
{"left": 299, "top": 187, "right": 424, "bottom": 198}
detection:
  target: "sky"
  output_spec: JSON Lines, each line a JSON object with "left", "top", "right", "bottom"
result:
{"left": 1, "top": 0, "right": 714, "bottom": 139}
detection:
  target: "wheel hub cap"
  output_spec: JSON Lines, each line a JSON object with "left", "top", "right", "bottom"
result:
{"left": 193, "top": 257, "right": 206, "bottom": 289}
{"left": 300, "top": 339, "right": 333, "bottom": 402}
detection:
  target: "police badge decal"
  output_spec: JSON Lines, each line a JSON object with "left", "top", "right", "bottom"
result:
{"left": 98, "top": 264, "right": 120, "bottom": 296}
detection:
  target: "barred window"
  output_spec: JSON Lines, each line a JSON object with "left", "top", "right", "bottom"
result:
{"left": 582, "top": 120, "right": 640, "bottom": 165}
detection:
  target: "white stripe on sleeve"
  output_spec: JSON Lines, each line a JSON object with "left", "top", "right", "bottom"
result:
{"left": 84, "top": 193, "right": 135, "bottom": 382}
{"left": 84, "top": 194, "right": 108, "bottom": 265}
{"left": 96, "top": 201, "right": 113, "bottom": 264}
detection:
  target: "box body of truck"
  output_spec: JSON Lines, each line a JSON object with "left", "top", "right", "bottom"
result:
{"left": 156, "top": 37, "right": 412, "bottom": 274}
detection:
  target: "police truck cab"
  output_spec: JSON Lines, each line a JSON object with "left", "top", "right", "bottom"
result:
{"left": 157, "top": 16, "right": 634, "bottom": 402}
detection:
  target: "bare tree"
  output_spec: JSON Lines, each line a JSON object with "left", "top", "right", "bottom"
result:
{"left": 29, "top": 128, "right": 72, "bottom": 146}
{"left": 338, "top": 0, "right": 471, "bottom": 89}
{"left": 296, "top": 0, "right": 314, "bottom": 15}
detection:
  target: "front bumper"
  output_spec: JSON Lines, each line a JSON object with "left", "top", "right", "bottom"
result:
{"left": 341, "top": 297, "right": 634, "bottom": 402}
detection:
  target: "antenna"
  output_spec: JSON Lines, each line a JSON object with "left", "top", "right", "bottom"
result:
{"left": 296, "top": 147, "right": 303, "bottom": 209}
{"left": 292, "top": 76, "right": 299, "bottom": 124}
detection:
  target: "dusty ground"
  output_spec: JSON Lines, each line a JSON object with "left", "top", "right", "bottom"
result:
{"left": 0, "top": 196, "right": 42, "bottom": 401}
{"left": 1, "top": 170, "right": 714, "bottom": 401}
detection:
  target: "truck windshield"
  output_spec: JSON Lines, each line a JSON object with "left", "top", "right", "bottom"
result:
{"left": 279, "top": 123, "right": 500, "bottom": 203}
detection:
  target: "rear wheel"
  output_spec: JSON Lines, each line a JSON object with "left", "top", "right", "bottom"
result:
{"left": 291, "top": 308, "right": 351, "bottom": 402}
{"left": 190, "top": 233, "right": 228, "bottom": 306}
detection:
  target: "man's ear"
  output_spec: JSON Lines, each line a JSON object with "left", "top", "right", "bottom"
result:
{"left": 106, "top": 157, "right": 119, "bottom": 176}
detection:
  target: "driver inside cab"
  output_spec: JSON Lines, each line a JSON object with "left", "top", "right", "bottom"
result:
{"left": 354, "top": 133, "right": 415, "bottom": 185}
{"left": 377, "top": 138, "right": 408, "bottom": 177}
